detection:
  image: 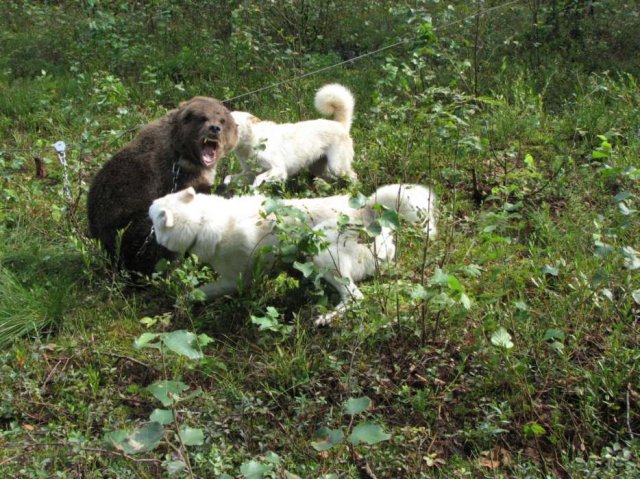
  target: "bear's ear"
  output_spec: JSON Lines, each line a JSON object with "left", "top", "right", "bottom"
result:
{"left": 159, "top": 208, "right": 174, "bottom": 228}
{"left": 181, "top": 187, "right": 196, "bottom": 203}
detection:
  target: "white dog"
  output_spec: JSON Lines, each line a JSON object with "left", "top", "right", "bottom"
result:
{"left": 227, "top": 84, "right": 356, "bottom": 188}
{"left": 149, "top": 184, "right": 436, "bottom": 326}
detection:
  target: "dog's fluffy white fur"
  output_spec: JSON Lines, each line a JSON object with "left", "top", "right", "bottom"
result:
{"left": 227, "top": 84, "right": 357, "bottom": 188}
{"left": 149, "top": 184, "right": 436, "bottom": 326}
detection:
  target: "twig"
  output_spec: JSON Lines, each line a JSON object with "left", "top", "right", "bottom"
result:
{"left": 98, "top": 351, "right": 154, "bottom": 370}
{"left": 627, "top": 383, "right": 635, "bottom": 439}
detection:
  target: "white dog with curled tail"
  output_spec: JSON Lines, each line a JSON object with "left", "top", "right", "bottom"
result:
{"left": 149, "top": 183, "right": 436, "bottom": 326}
{"left": 226, "top": 83, "right": 357, "bottom": 188}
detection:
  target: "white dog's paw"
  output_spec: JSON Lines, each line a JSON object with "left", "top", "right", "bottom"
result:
{"left": 314, "top": 311, "right": 338, "bottom": 327}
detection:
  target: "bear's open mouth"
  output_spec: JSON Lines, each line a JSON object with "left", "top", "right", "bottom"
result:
{"left": 201, "top": 138, "right": 219, "bottom": 167}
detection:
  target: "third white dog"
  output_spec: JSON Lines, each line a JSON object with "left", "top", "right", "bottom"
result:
{"left": 149, "top": 184, "right": 436, "bottom": 326}
{"left": 227, "top": 83, "right": 357, "bottom": 188}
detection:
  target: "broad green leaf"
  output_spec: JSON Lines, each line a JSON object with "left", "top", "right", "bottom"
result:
{"left": 293, "top": 261, "right": 315, "bottom": 278}
{"left": 378, "top": 209, "right": 400, "bottom": 230}
{"left": 240, "top": 460, "right": 269, "bottom": 479}
{"left": 460, "top": 293, "right": 471, "bottom": 310}
{"left": 348, "top": 192, "right": 368, "bottom": 209}
{"left": 524, "top": 153, "right": 535, "bottom": 169}
{"left": 410, "top": 284, "right": 429, "bottom": 300}
{"left": 594, "top": 241, "right": 614, "bottom": 258}
{"left": 366, "top": 221, "right": 382, "bottom": 236}
{"left": 134, "top": 332, "right": 160, "bottom": 349}
{"left": 541, "top": 265, "right": 559, "bottom": 276}
{"left": 311, "top": 427, "right": 344, "bottom": 451}
{"left": 343, "top": 396, "right": 371, "bottom": 415}
{"left": 491, "top": 327, "right": 514, "bottom": 349}
{"left": 149, "top": 408, "right": 174, "bottom": 425}
{"left": 197, "top": 333, "right": 214, "bottom": 347}
{"left": 162, "top": 330, "right": 203, "bottom": 360}
{"left": 178, "top": 426, "right": 204, "bottom": 446}
{"left": 447, "top": 274, "right": 463, "bottom": 292}
{"left": 430, "top": 268, "right": 450, "bottom": 286}
{"left": 347, "top": 422, "right": 391, "bottom": 445}
{"left": 147, "top": 380, "right": 189, "bottom": 407}
{"left": 103, "top": 430, "right": 128, "bottom": 451}
{"left": 524, "top": 422, "right": 546, "bottom": 437}
{"left": 264, "top": 451, "right": 282, "bottom": 465}
{"left": 543, "top": 328, "right": 565, "bottom": 342}
{"left": 165, "top": 460, "right": 187, "bottom": 476}
{"left": 514, "top": 301, "right": 528, "bottom": 311}
{"left": 105, "top": 422, "right": 164, "bottom": 454}
{"left": 614, "top": 191, "right": 633, "bottom": 203}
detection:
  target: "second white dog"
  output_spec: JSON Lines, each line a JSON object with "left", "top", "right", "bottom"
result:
{"left": 227, "top": 83, "right": 357, "bottom": 188}
{"left": 149, "top": 184, "right": 436, "bottom": 326}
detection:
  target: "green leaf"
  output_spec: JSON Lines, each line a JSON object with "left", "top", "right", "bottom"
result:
{"left": 178, "top": 426, "right": 204, "bottom": 446}
{"left": 491, "top": 327, "right": 514, "bottom": 349}
{"left": 430, "top": 268, "right": 450, "bottom": 286}
{"left": 162, "top": 330, "right": 203, "bottom": 360}
{"left": 378, "top": 208, "right": 400, "bottom": 230}
{"left": 543, "top": 328, "right": 565, "bottom": 342}
{"left": 264, "top": 451, "right": 282, "bottom": 465}
{"left": 460, "top": 293, "right": 471, "bottom": 310}
{"left": 524, "top": 153, "right": 535, "bottom": 169}
{"left": 632, "top": 290, "right": 640, "bottom": 305}
{"left": 446, "top": 274, "right": 463, "bottom": 292}
{"left": 614, "top": 191, "right": 633, "bottom": 203}
{"left": 197, "top": 333, "right": 214, "bottom": 347}
{"left": 293, "top": 261, "right": 315, "bottom": 278}
{"left": 347, "top": 422, "right": 391, "bottom": 445}
{"left": 240, "top": 460, "right": 269, "bottom": 479}
{"left": 165, "top": 460, "right": 187, "bottom": 476}
{"left": 514, "top": 301, "right": 528, "bottom": 311}
{"left": 149, "top": 408, "right": 174, "bottom": 425}
{"left": 366, "top": 221, "right": 382, "bottom": 236}
{"left": 147, "top": 380, "right": 189, "bottom": 407}
{"left": 541, "top": 265, "right": 559, "bottom": 276}
{"left": 311, "top": 427, "right": 344, "bottom": 451}
{"left": 343, "top": 396, "right": 371, "bottom": 415}
{"left": 105, "top": 422, "right": 164, "bottom": 454}
{"left": 133, "top": 332, "right": 160, "bottom": 349}
{"left": 524, "top": 422, "right": 546, "bottom": 437}
{"left": 348, "top": 192, "right": 368, "bottom": 209}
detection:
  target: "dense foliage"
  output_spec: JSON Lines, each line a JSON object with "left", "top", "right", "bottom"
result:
{"left": 1, "top": 0, "right": 639, "bottom": 477}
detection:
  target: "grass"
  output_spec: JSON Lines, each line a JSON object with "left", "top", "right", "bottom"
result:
{"left": 1, "top": 2, "right": 640, "bottom": 478}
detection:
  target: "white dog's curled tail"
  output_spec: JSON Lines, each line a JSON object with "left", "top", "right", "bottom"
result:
{"left": 314, "top": 83, "right": 355, "bottom": 132}
{"left": 368, "top": 184, "right": 437, "bottom": 237}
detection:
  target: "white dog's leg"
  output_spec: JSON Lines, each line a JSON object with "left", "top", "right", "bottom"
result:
{"left": 198, "top": 277, "right": 238, "bottom": 300}
{"left": 314, "top": 271, "right": 364, "bottom": 326}
{"left": 324, "top": 140, "right": 357, "bottom": 183}
{"left": 252, "top": 168, "right": 288, "bottom": 188}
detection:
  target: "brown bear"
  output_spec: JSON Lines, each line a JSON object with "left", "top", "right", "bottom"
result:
{"left": 87, "top": 96, "right": 238, "bottom": 275}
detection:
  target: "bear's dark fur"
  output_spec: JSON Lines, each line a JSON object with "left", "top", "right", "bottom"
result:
{"left": 87, "top": 96, "right": 238, "bottom": 275}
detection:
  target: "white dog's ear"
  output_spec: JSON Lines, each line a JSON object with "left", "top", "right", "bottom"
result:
{"left": 159, "top": 208, "right": 174, "bottom": 228}
{"left": 250, "top": 115, "right": 261, "bottom": 123}
{"left": 181, "top": 187, "right": 196, "bottom": 203}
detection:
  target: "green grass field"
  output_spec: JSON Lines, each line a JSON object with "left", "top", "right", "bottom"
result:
{"left": 1, "top": 1, "right": 639, "bottom": 478}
